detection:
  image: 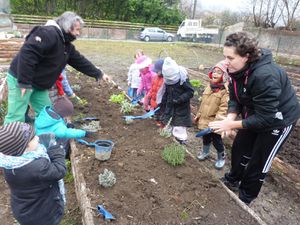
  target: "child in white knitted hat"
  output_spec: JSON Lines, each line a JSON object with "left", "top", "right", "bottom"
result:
{"left": 0, "top": 122, "right": 66, "bottom": 225}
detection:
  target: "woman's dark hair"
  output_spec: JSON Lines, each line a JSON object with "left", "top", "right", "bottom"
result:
{"left": 224, "top": 32, "right": 260, "bottom": 63}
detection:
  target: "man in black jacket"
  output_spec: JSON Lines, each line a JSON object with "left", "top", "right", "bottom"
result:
{"left": 4, "top": 11, "right": 110, "bottom": 124}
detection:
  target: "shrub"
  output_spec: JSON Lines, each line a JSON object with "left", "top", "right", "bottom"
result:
{"left": 99, "top": 169, "right": 116, "bottom": 188}
{"left": 162, "top": 143, "right": 185, "bottom": 166}
{"left": 120, "top": 100, "right": 134, "bottom": 114}
{"left": 190, "top": 79, "right": 202, "bottom": 88}
{"left": 109, "top": 93, "right": 125, "bottom": 104}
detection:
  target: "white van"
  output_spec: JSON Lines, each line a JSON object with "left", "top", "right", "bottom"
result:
{"left": 177, "top": 19, "right": 218, "bottom": 42}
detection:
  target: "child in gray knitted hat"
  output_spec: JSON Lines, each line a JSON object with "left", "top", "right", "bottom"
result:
{"left": 160, "top": 57, "right": 194, "bottom": 145}
{"left": 0, "top": 122, "right": 66, "bottom": 225}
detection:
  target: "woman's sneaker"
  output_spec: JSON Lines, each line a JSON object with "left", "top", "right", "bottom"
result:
{"left": 220, "top": 175, "right": 239, "bottom": 192}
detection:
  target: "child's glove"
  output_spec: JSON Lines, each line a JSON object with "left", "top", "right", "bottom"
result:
{"left": 38, "top": 133, "right": 56, "bottom": 149}
{"left": 67, "top": 123, "right": 75, "bottom": 128}
{"left": 85, "top": 131, "right": 97, "bottom": 138}
{"left": 70, "top": 94, "right": 83, "bottom": 104}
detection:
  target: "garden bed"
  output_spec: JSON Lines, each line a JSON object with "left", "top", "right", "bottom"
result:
{"left": 69, "top": 75, "right": 260, "bottom": 224}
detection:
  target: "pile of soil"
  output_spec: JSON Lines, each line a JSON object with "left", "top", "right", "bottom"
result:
{"left": 70, "top": 75, "right": 257, "bottom": 224}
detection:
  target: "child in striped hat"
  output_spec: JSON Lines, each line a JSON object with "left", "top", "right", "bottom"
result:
{"left": 0, "top": 122, "right": 66, "bottom": 225}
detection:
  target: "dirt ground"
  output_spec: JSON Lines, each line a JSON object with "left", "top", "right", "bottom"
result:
{"left": 0, "top": 40, "right": 299, "bottom": 224}
{"left": 70, "top": 75, "right": 258, "bottom": 224}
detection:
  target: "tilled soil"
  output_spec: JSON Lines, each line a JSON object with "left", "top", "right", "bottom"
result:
{"left": 71, "top": 75, "right": 259, "bottom": 224}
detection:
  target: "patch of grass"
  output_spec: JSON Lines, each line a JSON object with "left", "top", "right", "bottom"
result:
{"left": 273, "top": 55, "right": 300, "bottom": 67}
{"left": 74, "top": 40, "right": 223, "bottom": 70}
{"left": 64, "top": 160, "right": 74, "bottom": 183}
{"left": 162, "top": 143, "right": 185, "bottom": 166}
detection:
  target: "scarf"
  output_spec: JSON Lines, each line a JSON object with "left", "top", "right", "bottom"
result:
{"left": 0, "top": 144, "right": 66, "bottom": 203}
{"left": 210, "top": 82, "right": 225, "bottom": 93}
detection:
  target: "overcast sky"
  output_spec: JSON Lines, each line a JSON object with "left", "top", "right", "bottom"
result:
{"left": 199, "top": 0, "right": 245, "bottom": 12}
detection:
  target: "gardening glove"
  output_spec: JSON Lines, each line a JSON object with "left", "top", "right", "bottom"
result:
{"left": 70, "top": 94, "right": 83, "bottom": 104}
{"left": 67, "top": 123, "right": 75, "bottom": 128}
{"left": 38, "top": 133, "right": 57, "bottom": 149}
{"left": 85, "top": 131, "right": 97, "bottom": 138}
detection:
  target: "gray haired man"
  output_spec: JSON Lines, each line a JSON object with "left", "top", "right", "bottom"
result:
{"left": 5, "top": 11, "right": 110, "bottom": 124}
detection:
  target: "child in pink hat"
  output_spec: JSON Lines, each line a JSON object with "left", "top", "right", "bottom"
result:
{"left": 194, "top": 60, "right": 229, "bottom": 169}
{"left": 136, "top": 55, "right": 155, "bottom": 111}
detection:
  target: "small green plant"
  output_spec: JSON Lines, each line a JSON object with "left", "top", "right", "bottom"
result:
{"left": 190, "top": 79, "right": 202, "bottom": 88}
{"left": 73, "top": 112, "right": 85, "bottom": 121}
{"left": 180, "top": 210, "right": 189, "bottom": 221}
{"left": 162, "top": 143, "right": 185, "bottom": 166}
{"left": 78, "top": 98, "right": 88, "bottom": 106}
{"left": 71, "top": 84, "right": 81, "bottom": 92}
{"left": 64, "top": 160, "right": 74, "bottom": 183}
{"left": 159, "top": 127, "right": 172, "bottom": 138}
{"left": 99, "top": 169, "right": 116, "bottom": 188}
{"left": 81, "top": 120, "right": 101, "bottom": 132}
{"left": 109, "top": 93, "right": 125, "bottom": 104}
{"left": 124, "top": 118, "right": 134, "bottom": 124}
{"left": 120, "top": 100, "right": 134, "bottom": 114}
{"left": 159, "top": 117, "right": 172, "bottom": 138}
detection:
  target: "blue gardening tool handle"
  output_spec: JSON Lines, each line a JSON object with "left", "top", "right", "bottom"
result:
{"left": 82, "top": 117, "right": 99, "bottom": 121}
{"left": 123, "top": 107, "right": 160, "bottom": 120}
{"left": 195, "top": 128, "right": 213, "bottom": 137}
{"left": 76, "top": 138, "right": 96, "bottom": 147}
{"left": 97, "top": 205, "right": 115, "bottom": 220}
{"left": 131, "top": 94, "right": 143, "bottom": 105}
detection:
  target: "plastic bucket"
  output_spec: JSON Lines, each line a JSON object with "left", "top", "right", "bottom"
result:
{"left": 94, "top": 140, "right": 114, "bottom": 161}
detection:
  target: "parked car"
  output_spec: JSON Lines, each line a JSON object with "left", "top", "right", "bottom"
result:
{"left": 140, "top": 27, "right": 174, "bottom": 42}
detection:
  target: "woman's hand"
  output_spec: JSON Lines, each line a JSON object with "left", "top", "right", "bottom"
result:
{"left": 209, "top": 119, "right": 234, "bottom": 133}
{"left": 101, "top": 73, "right": 111, "bottom": 82}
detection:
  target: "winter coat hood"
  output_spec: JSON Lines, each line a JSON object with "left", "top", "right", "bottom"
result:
{"left": 35, "top": 106, "right": 62, "bottom": 130}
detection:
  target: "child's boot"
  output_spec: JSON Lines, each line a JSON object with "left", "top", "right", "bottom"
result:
{"left": 215, "top": 151, "right": 225, "bottom": 169}
{"left": 197, "top": 145, "right": 210, "bottom": 160}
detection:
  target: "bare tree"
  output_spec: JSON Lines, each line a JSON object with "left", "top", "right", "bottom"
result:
{"left": 281, "top": 0, "right": 300, "bottom": 30}
{"left": 250, "top": 0, "right": 283, "bottom": 28}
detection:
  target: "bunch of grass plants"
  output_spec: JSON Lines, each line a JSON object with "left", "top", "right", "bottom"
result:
{"left": 162, "top": 143, "right": 185, "bottom": 166}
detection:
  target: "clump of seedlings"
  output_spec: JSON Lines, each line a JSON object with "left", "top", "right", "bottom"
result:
{"left": 71, "top": 84, "right": 81, "bottom": 92}
{"left": 109, "top": 93, "right": 125, "bottom": 104}
{"left": 81, "top": 120, "right": 101, "bottom": 132}
{"left": 190, "top": 79, "right": 202, "bottom": 88}
{"left": 159, "top": 117, "right": 172, "bottom": 138}
{"left": 162, "top": 143, "right": 185, "bottom": 166}
{"left": 124, "top": 118, "right": 134, "bottom": 124}
{"left": 120, "top": 100, "right": 135, "bottom": 114}
{"left": 78, "top": 98, "right": 88, "bottom": 106}
{"left": 99, "top": 169, "right": 116, "bottom": 188}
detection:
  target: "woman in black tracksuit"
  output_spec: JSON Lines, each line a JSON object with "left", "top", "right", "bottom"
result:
{"left": 209, "top": 32, "right": 300, "bottom": 205}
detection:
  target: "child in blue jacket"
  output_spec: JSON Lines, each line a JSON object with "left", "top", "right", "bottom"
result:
{"left": 35, "top": 96, "right": 94, "bottom": 158}
{"left": 34, "top": 96, "right": 91, "bottom": 138}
